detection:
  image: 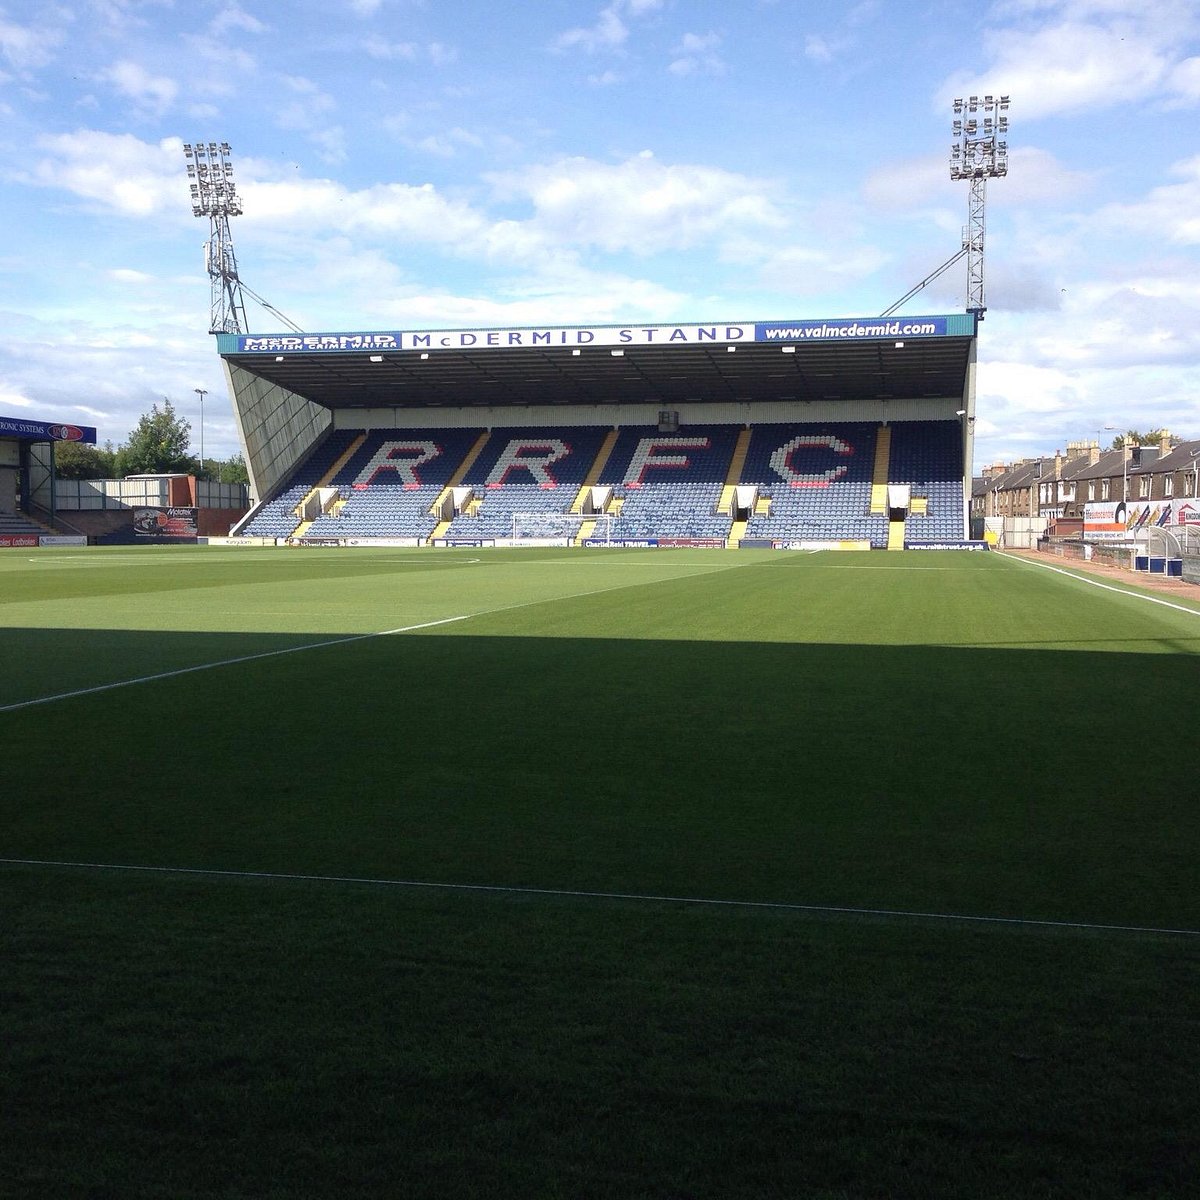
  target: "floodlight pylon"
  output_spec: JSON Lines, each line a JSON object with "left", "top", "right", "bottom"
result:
{"left": 950, "top": 95, "right": 1009, "bottom": 320}
{"left": 183, "top": 140, "right": 250, "bottom": 335}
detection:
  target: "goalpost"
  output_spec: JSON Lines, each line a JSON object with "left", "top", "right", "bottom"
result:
{"left": 510, "top": 511, "right": 614, "bottom": 546}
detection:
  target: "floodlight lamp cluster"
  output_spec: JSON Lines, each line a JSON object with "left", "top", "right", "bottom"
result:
{"left": 950, "top": 94, "right": 1010, "bottom": 181}
{"left": 183, "top": 141, "right": 243, "bottom": 218}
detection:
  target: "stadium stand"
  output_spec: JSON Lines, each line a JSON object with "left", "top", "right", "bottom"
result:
{"left": 0, "top": 511, "right": 47, "bottom": 538}
{"left": 235, "top": 417, "right": 965, "bottom": 547}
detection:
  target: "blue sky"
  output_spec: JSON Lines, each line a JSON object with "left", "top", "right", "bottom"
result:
{"left": 1, "top": 0, "right": 1198, "bottom": 468}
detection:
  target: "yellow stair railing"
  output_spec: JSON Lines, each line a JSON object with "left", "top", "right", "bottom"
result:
{"left": 717, "top": 428, "right": 753, "bottom": 514}
{"left": 870, "top": 425, "right": 892, "bottom": 514}
{"left": 571, "top": 429, "right": 620, "bottom": 513}
{"left": 429, "top": 430, "right": 491, "bottom": 517}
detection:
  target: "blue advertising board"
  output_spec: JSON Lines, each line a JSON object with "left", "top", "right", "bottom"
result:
{"left": 0, "top": 415, "right": 97, "bottom": 444}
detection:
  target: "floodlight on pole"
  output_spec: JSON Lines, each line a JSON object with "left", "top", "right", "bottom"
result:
{"left": 950, "top": 94, "right": 1009, "bottom": 320}
{"left": 183, "top": 141, "right": 249, "bottom": 335}
{"left": 194, "top": 387, "right": 208, "bottom": 476}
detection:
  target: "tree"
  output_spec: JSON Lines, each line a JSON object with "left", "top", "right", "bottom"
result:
{"left": 52, "top": 439, "right": 115, "bottom": 480}
{"left": 220, "top": 452, "right": 249, "bottom": 485}
{"left": 1108, "top": 429, "right": 1171, "bottom": 451}
{"left": 115, "top": 399, "right": 194, "bottom": 476}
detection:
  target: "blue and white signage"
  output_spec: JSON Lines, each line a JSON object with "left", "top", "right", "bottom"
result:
{"left": 0, "top": 415, "right": 97, "bottom": 444}
{"left": 232, "top": 315, "right": 962, "bottom": 356}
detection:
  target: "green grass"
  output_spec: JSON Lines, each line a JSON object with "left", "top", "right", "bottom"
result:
{"left": 2, "top": 546, "right": 1199, "bottom": 1197}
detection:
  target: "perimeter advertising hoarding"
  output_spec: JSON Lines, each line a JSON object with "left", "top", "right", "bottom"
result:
{"left": 1084, "top": 500, "right": 1198, "bottom": 541}
{"left": 0, "top": 535, "right": 38, "bottom": 548}
{"left": 133, "top": 507, "right": 198, "bottom": 539}
{"left": 0, "top": 415, "right": 97, "bottom": 444}
{"left": 232, "top": 315, "right": 962, "bottom": 355}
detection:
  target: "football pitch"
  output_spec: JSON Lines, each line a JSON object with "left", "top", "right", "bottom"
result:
{"left": 3, "top": 546, "right": 1199, "bottom": 1198}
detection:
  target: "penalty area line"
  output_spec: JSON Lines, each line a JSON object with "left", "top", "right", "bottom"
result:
{"left": 0, "top": 615, "right": 471, "bottom": 715}
{"left": 2, "top": 857, "right": 1198, "bottom": 938}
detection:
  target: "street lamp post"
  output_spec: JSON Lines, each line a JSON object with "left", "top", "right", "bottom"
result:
{"left": 195, "top": 387, "right": 208, "bottom": 477}
{"left": 1102, "top": 425, "right": 1128, "bottom": 502}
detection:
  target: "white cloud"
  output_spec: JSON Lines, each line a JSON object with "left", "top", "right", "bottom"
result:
{"left": 0, "top": 385, "right": 35, "bottom": 409}
{"left": 553, "top": 0, "right": 662, "bottom": 54}
{"left": 668, "top": 31, "right": 725, "bottom": 77}
{"left": 28, "top": 131, "right": 187, "bottom": 218}
{"left": 554, "top": 6, "right": 629, "bottom": 54}
{"left": 0, "top": 13, "right": 64, "bottom": 73}
{"left": 109, "top": 268, "right": 156, "bottom": 284}
{"left": 210, "top": 5, "right": 268, "bottom": 36}
{"left": 753, "top": 243, "right": 890, "bottom": 298}
{"left": 863, "top": 147, "right": 1093, "bottom": 212}
{"left": 96, "top": 59, "right": 178, "bottom": 116}
{"left": 487, "top": 150, "right": 785, "bottom": 255}
{"left": 803, "top": 35, "right": 837, "bottom": 64}
{"left": 1090, "top": 153, "right": 1200, "bottom": 244}
{"left": 363, "top": 36, "right": 417, "bottom": 61}
{"left": 938, "top": 1, "right": 1200, "bottom": 118}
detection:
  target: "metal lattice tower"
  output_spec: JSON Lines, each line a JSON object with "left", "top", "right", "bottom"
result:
{"left": 184, "top": 141, "right": 249, "bottom": 335}
{"left": 950, "top": 95, "right": 1009, "bottom": 320}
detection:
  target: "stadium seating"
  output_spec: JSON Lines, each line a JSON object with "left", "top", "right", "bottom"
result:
{"left": 305, "top": 428, "right": 484, "bottom": 540}
{"left": 0, "top": 512, "right": 46, "bottom": 538}
{"left": 239, "top": 429, "right": 364, "bottom": 538}
{"left": 887, "top": 421, "right": 965, "bottom": 541}
{"left": 741, "top": 423, "right": 888, "bottom": 546}
{"left": 442, "top": 426, "right": 610, "bottom": 540}
{"left": 596, "top": 425, "right": 739, "bottom": 540}
{"left": 238, "top": 418, "right": 964, "bottom": 546}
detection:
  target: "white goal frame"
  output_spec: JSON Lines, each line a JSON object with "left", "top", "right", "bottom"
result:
{"left": 510, "top": 511, "right": 614, "bottom": 545}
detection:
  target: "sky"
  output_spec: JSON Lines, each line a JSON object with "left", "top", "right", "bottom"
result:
{"left": 1, "top": 0, "right": 1199, "bottom": 469}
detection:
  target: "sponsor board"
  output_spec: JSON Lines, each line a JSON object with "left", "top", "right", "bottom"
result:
{"left": 771, "top": 539, "right": 872, "bottom": 551}
{"left": 0, "top": 534, "right": 38, "bottom": 548}
{"left": 1084, "top": 499, "right": 1192, "bottom": 540}
{"left": 134, "top": 507, "right": 198, "bottom": 538}
{"left": 39, "top": 536, "right": 87, "bottom": 547}
{"left": 584, "top": 538, "right": 658, "bottom": 548}
{"left": 233, "top": 315, "right": 961, "bottom": 356}
{"left": 757, "top": 317, "right": 950, "bottom": 343}
{"left": 0, "top": 414, "right": 97, "bottom": 443}
{"left": 238, "top": 324, "right": 753, "bottom": 354}
{"left": 904, "top": 540, "right": 990, "bottom": 551}
{"left": 655, "top": 537, "right": 727, "bottom": 549}
{"left": 433, "top": 538, "right": 496, "bottom": 548}
{"left": 203, "top": 536, "right": 275, "bottom": 546}
{"left": 343, "top": 537, "right": 424, "bottom": 548}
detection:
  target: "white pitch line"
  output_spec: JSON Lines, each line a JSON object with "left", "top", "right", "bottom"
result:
{"left": 1007, "top": 553, "right": 1200, "bottom": 617}
{"left": 0, "top": 556, "right": 753, "bottom": 714}
{"left": 2, "top": 857, "right": 1197, "bottom": 938}
{"left": 0, "top": 615, "right": 471, "bottom": 714}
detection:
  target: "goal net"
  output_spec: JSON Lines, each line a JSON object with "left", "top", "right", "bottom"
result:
{"left": 510, "top": 511, "right": 614, "bottom": 545}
